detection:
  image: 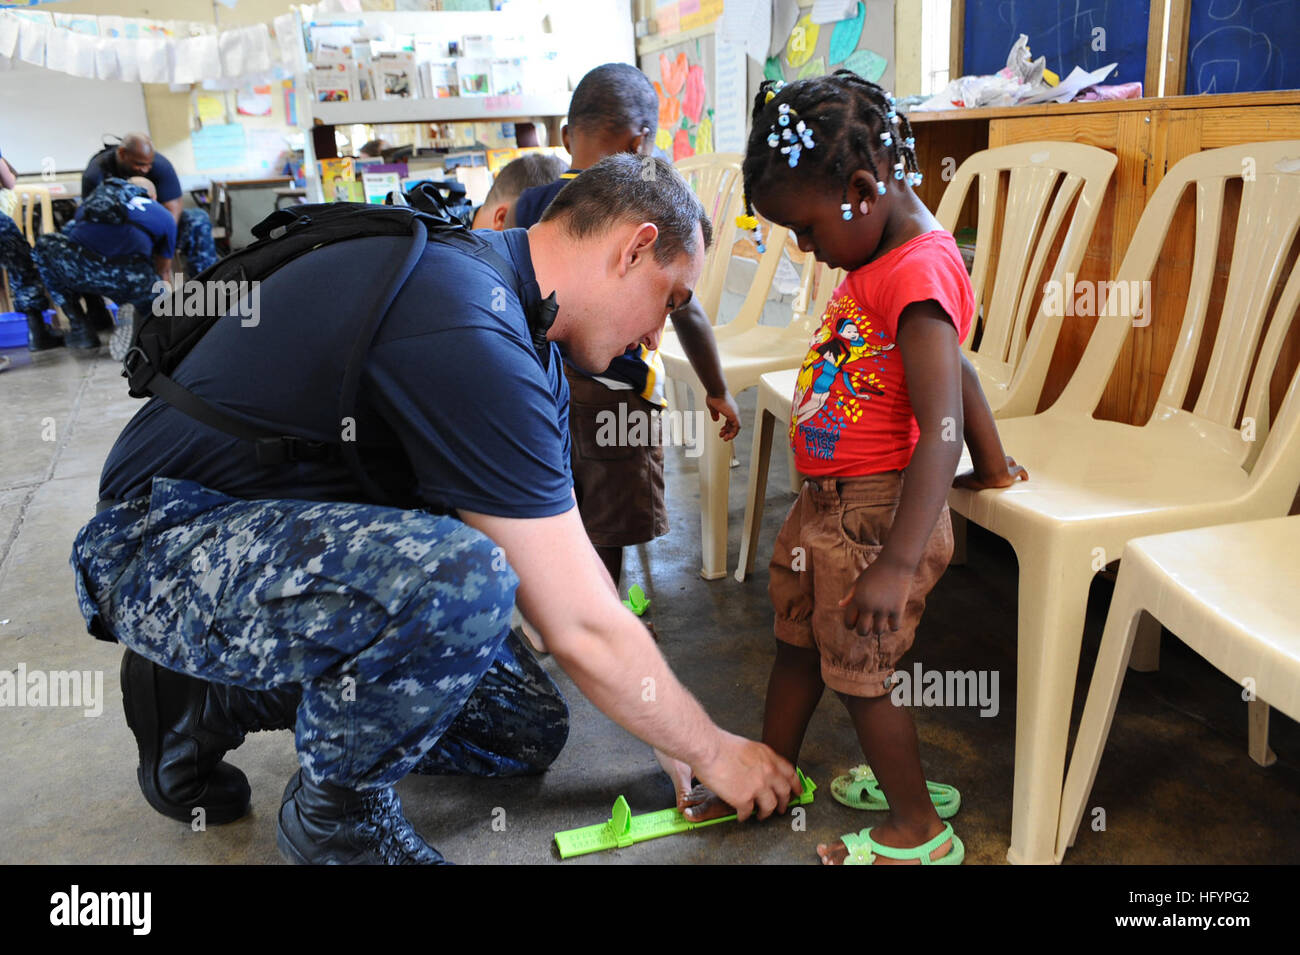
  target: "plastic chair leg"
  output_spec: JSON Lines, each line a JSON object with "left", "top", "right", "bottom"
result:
{"left": 1127, "top": 613, "right": 1162, "bottom": 672}
{"left": 1248, "top": 700, "right": 1277, "bottom": 767}
{"left": 1006, "top": 546, "right": 1095, "bottom": 865}
{"left": 1056, "top": 567, "right": 1147, "bottom": 859}
{"left": 736, "top": 402, "right": 776, "bottom": 581}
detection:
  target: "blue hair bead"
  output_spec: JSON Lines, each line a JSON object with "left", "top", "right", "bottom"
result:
{"left": 904, "top": 136, "right": 915, "bottom": 149}
{"left": 914, "top": 172, "right": 923, "bottom": 185}
{"left": 767, "top": 132, "right": 779, "bottom": 147}
{"left": 778, "top": 113, "right": 789, "bottom": 127}
{"left": 876, "top": 181, "right": 886, "bottom": 195}
{"left": 881, "top": 132, "right": 892, "bottom": 146}
{"left": 840, "top": 202, "right": 852, "bottom": 220}
{"left": 756, "top": 242, "right": 766, "bottom": 252}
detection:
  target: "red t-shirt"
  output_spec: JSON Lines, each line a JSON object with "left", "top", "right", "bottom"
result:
{"left": 789, "top": 230, "right": 974, "bottom": 476}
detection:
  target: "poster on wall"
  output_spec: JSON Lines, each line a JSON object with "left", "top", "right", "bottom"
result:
{"left": 641, "top": 38, "right": 714, "bottom": 161}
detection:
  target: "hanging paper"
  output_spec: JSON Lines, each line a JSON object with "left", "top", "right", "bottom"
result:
{"left": 137, "top": 34, "right": 172, "bottom": 84}
{"left": 712, "top": 36, "right": 747, "bottom": 154}
{"left": 116, "top": 37, "right": 141, "bottom": 82}
{"left": 827, "top": 2, "right": 865, "bottom": 65}
{"left": 0, "top": 14, "right": 19, "bottom": 60}
{"left": 237, "top": 84, "right": 273, "bottom": 116}
{"left": 842, "top": 48, "right": 887, "bottom": 83}
{"left": 17, "top": 17, "right": 48, "bottom": 67}
{"left": 66, "top": 30, "right": 97, "bottom": 79}
{"left": 196, "top": 93, "right": 226, "bottom": 124}
{"left": 810, "top": 0, "right": 860, "bottom": 24}
{"left": 785, "top": 14, "right": 820, "bottom": 69}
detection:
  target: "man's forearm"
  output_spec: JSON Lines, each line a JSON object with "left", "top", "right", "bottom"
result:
{"left": 668, "top": 299, "right": 728, "bottom": 397}
{"left": 548, "top": 601, "right": 721, "bottom": 769}
{"left": 0, "top": 159, "right": 15, "bottom": 190}
{"left": 154, "top": 256, "right": 173, "bottom": 282}
{"left": 164, "top": 198, "right": 183, "bottom": 225}
{"left": 960, "top": 353, "right": 1011, "bottom": 476}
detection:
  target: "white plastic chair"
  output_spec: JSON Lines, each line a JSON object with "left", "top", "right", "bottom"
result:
{"left": 1058, "top": 515, "right": 1300, "bottom": 862}
{"left": 947, "top": 140, "right": 1300, "bottom": 864}
{"left": 659, "top": 224, "right": 840, "bottom": 578}
{"left": 672, "top": 153, "right": 744, "bottom": 323}
{"left": 936, "top": 142, "right": 1117, "bottom": 417}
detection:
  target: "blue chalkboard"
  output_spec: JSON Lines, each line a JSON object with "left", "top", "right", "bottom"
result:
{"left": 1185, "top": 0, "right": 1299, "bottom": 95}
{"left": 963, "top": 1, "right": 1151, "bottom": 87}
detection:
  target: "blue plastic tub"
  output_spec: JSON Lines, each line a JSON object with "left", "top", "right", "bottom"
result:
{"left": 0, "top": 304, "right": 118, "bottom": 348}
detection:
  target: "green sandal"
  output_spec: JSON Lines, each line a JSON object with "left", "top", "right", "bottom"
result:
{"left": 840, "top": 823, "right": 965, "bottom": 865}
{"left": 831, "top": 764, "right": 961, "bottom": 818}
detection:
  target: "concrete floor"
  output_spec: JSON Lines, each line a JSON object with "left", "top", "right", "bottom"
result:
{"left": 1, "top": 340, "right": 1297, "bottom": 865}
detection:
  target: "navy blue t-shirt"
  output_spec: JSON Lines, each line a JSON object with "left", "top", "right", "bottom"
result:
{"left": 82, "top": 146, "right": 183, "bottom": 205}
{"left": 68, "top": 193, "right": 177, "bottom": 260}
{"left": 512, "top": 172, "right": 578, "bottom": 232}
{"left": 100, "top": 228, "right": 574, "bottom": 519}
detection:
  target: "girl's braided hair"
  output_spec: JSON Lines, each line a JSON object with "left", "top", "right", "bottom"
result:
{"left": 737, "top": 71, "right": 920, "bottom": 248}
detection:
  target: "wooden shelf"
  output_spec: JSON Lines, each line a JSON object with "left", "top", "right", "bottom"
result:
{"left": 906, "top": 89, "right": 1300, "bottom": 124}
{"left": 312, "top": 92, "right": 572, "bottom": 126}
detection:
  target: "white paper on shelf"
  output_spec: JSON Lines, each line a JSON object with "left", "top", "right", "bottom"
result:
{"left": 66, "top": 29, "right": 98, "bottom": 78}
{"left": 116, "top": 37, "right": 140, "bottom": 82}
{"left": 137, "top": 35, "right": 172, "bottom": 84}
{"left": 713, "top": 36, "right": 748, "bottom": 153}
{"left": 94, "top": 36, "right": 120, "bottom": 80}
{"left": 18, "top": 18, "right": 48, "bottom": 67}
{"left": 1018, "top": 62, "right": 1117, "bottom": 105}
{"left": 0, "top": 14, "right": 19, "bottom": 60}
{"left": 810, "top": 0, "right": 860, "bottom": 24}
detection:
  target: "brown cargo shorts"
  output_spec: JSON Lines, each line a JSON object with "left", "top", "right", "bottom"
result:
{"left": 768, "top": 470, "right": 954, "bottom": 697}
{"left": 565, "top": 365, "right": 669, "bottom": 548}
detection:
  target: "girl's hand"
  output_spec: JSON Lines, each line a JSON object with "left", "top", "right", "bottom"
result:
{"left": 839, "top": 559, "right": 913, "bottom": 636}
{"left": 706, "top": 391, "right": 742, "bottom": 441}
{"left": 953, "top": 454, "right": 1029, "bottom": 490}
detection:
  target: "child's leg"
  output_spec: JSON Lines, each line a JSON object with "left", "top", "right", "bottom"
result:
{"left": 682, "top": 640, "right": 822, "bottom": 822}
{"left": 762, "top": 641, "right": 824, "bottom": 764}
{"left": 817, "top": 693, "right": 951, "bottom": 865}
{"left": 595, "top": 545, "right": 623, "bottom": 589}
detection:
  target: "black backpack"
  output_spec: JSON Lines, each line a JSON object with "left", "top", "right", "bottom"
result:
{"left": 121, "top": 183, "right": 557, "bottom": 504}
{"left": 81, "top": 177, "right": 147, "bottom": 226}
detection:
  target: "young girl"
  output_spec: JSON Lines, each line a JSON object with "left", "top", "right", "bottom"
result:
{"left": 683, "top": 72, "right": 1026, "bottom": 864}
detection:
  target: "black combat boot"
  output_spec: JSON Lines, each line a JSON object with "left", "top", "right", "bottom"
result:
{"left": 276, "top": 770, "right": 451, "bottom": 865}
{"left": 120, "top": 648, "right": 300, "bottom": 825}
{"left": 26, "top": 311, "right": 64, "bottom": 351}
{"left": 62, "top": 309, "right": 100, "bottom": 351}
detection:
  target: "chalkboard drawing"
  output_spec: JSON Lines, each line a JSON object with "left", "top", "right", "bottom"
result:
{"left": 828, "top": 1, "right": 866, "bottom": 65}
{"left": 843, "top": 48, "right": 888, "bottom": 82}
{"left": 1188, "top": 26, "right": 1278, "bottom": 94}
{"left": 786, "top": 13, "right": 821, "bottom": 69}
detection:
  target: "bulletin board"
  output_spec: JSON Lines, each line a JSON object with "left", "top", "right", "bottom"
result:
{"left": 639, "top": 1, "right": 895, "bottom": 162}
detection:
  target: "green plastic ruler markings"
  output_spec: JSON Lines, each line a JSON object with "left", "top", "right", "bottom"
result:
{"left": 554, "top": 768, "right": 816, "bottom": 859}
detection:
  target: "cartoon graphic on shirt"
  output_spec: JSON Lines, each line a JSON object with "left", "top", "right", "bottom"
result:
{"left": 791, "top": 294, "right": 894, "bottom": 461}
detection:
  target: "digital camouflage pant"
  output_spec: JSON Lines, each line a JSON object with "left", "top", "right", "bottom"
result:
{"left": 34, "top": 231, "right": 157, "bottom": 317}
{"left": 70, "top": 478, "right": 570, "bottom": 789}
{"left": 178, "top": 208, "right": 217, "bottom": 273}
{"left": 0, "top": 212, "right": 51, "bottom": 314}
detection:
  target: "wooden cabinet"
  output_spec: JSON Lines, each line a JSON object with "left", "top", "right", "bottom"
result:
{"left": 908, "top": 92, "right": 1300, "bottom": 426}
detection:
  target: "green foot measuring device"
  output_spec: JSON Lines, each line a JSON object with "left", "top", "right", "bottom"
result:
{"left": 554, "top": 768, "right": 816, "bottom": 859}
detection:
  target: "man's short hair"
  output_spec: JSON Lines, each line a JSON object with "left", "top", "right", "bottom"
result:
{"left": 483, "top": 153, "right": 568, "bottom": 207}
{"left": 540, "top": 154, "right": 712, "bottom": 266}
{"left": 567, "top": 63, "right": 658, "bottom": 139}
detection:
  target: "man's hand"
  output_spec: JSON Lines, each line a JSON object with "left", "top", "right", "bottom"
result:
{"left": 705, "top": 391, "right": 741, "bottom": 441}
{"left": 689, "top": 733, "right": 800, "bottom": 822}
